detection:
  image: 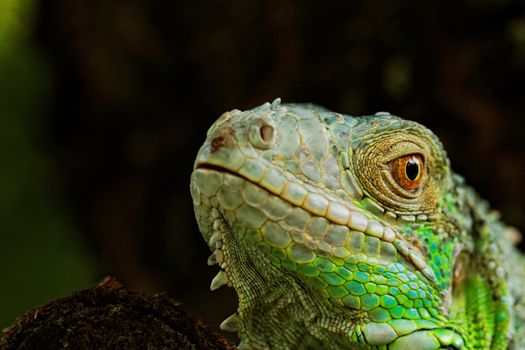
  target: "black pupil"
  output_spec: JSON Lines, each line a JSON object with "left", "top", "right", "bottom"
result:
{"left": 405, "top": 158, "right": 420, "bottom": 181}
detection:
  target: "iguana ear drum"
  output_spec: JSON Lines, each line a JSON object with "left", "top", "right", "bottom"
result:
{"left": 453, "top": 252, "right": 469, "bottom": 287}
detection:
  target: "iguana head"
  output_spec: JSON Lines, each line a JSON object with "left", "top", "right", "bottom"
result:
{"left": 190, "top": 99, "right": 509, "bottom": 349}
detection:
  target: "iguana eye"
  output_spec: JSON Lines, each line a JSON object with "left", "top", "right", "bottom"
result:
{"left": 389, "top": 154, "right": 424, "bottom": 191}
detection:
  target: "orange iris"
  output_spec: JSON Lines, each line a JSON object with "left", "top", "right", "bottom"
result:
{"left": 390, "top": 154, "right": 424, "bottom": 191}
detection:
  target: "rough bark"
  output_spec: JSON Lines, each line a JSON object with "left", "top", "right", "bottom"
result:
{"left": 1, "top": 277, "right": 236, "bottom": 350}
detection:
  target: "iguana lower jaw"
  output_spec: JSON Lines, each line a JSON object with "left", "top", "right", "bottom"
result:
{"left": 193, "top": 168, "right": 372, "bottom": 349}
{"left": 199, "top": 194, "right": 370, "bottom": 349}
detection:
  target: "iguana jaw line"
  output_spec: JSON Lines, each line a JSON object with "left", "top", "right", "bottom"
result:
{"left": 194, "top": 164, "right": 437, "bottom": 286}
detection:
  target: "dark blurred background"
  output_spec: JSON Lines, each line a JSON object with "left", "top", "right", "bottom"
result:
{"left": 1, "top": 0, "right": 525, "bottom": 339}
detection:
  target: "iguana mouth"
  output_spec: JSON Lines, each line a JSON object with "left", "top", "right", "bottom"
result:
{"left": 193, "top": 164, "right": 437, "bottom": 286}
{"left": 196, "top": 163, "right": 242, "bottom": 179}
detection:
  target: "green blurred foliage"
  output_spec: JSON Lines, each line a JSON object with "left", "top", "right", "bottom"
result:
{"left": 0, "top": 0, "right": 96, "bottom": 329}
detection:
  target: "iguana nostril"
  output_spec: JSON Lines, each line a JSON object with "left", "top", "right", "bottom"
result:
{"left": 249, "top": 119, "right": 274, "bottom": 149}
{"left": 260, "top": 124, "right": 273, "bottom": 142}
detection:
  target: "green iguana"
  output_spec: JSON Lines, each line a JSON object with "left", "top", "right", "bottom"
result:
{"left": 190, "top": 99, "right": 525, "bottom": 349}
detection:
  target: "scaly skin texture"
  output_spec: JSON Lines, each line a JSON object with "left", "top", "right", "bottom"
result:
{"left": 190, "top": 99, "right": 525, "bottom": 349}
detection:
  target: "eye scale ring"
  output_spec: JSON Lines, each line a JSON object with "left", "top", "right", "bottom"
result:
{"left": 389, "top": 154, "right": 424, "bottom": 191}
